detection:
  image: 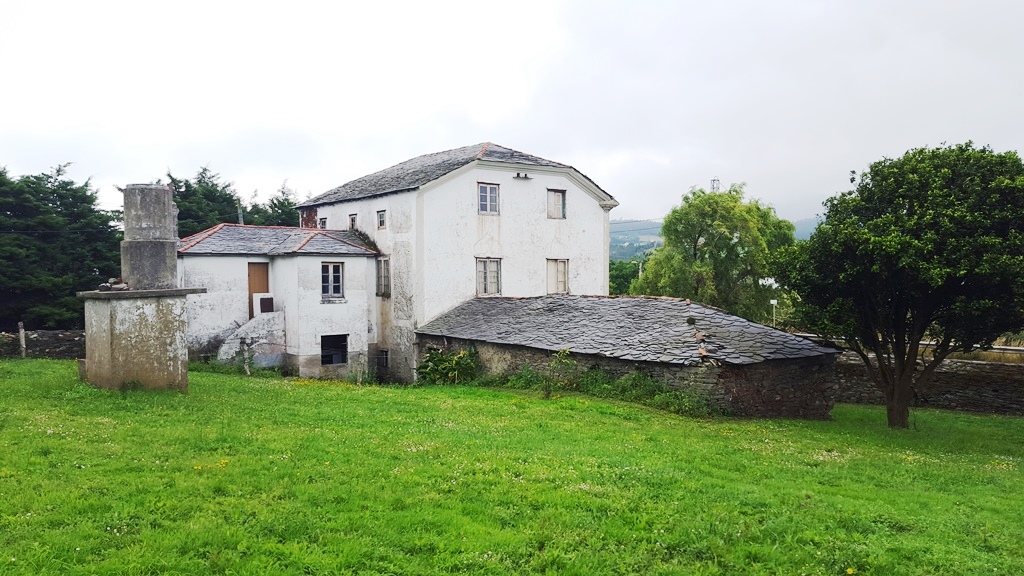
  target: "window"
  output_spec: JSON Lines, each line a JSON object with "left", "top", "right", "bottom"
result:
{"left": 321, "top": 262, "right": 344, "bottom": 299}
{"left": 547, "top": 259, "right": 568, "bottom": 293}
{"left": 318, "top": 217, "right": 327, "bottom": 229}
{"left": 321, "top": 334, "right": 348, "bottom": 365}
{"left": 349, "top": 214, "right": 357, "bottom": 230}
{"left": 478, "top": 183, "right": 499, "bottom": 214}
{"left": 376, "top": 257, "right": 391, "bottom": 297}
{"left": 377, "top": 210, "right": 386, "bottom": 229}
{"left": 376, "top": 349, "right": 389, "bottom": 372}
{"left": 476, "top": 258, "right": 501, "bottom": 295}
{"left": 547, "top": 190, "right": 566, "bottom": 219}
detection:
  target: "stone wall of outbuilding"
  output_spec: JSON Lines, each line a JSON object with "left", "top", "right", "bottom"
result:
{"left": 416, "top": 335, "right": 838, "bottom": 419}
{"left": 834, "top": 352, "right": 1024, "bottom": 415}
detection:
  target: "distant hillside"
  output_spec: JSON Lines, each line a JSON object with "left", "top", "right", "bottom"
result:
{"left": 610, "top": 219, "right": 662, "bottom": 261}
{"left": 610, "top": 216, "right": 820, "bottom": 260}
{"left": 792, "top": 217, "right": 821, "bottom": 240}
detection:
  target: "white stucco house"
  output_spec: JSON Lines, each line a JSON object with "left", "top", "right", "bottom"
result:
{"left": 177, "top": 143, "right": 617, "bottom": 381}
{"left": 177, "top": 224, "right": 379, "bottom": 378}
{"left": 296, "top": 142, "right": 619, "bottom": 380}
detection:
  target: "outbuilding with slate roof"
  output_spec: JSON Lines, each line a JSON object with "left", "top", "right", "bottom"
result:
{"left": 416, "top": 295, "right": 841, "bottom": 419}
{"left": 177, "top": 223, "right": 381, "bottom": 378}
{"left": 296, "top": 142, "right": 619, "bottom": 381}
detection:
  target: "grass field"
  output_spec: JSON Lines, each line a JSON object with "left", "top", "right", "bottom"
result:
{"left": 1, "top": 359, "right": 1022, "bottom": 575}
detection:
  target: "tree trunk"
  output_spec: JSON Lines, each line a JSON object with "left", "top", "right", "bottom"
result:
{"left": 885, "top": 374, "right": 913, "bottom": 429}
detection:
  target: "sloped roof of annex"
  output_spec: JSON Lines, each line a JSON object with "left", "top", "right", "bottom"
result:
{"left": 416, "top": 294, "right": 840, "bottom": 367}
{"left": 177, "top": 223, "right": 378, "bottom": 257}
{"left": 297, "top": 142, "right": 618, "bottom": 209}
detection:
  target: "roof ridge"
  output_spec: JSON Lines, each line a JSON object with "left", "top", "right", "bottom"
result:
{"left": 292, "top": 229, "right": 317, "bottom": 252}
{"left": 178, "top": 222, "right": 227, "bottom": 251}
{"left": 477, "top": 142, "right": 492, "bottom": 158}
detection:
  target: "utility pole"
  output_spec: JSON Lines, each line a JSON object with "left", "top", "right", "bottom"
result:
{"left": 236, "top": 200, "right": 244, "bottom": 225}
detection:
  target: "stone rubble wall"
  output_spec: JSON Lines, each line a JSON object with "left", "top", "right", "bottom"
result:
{"left": 417, "top": 335, "right": 838, "bottom": 419}
{"left": 0, "top": 330, "right": 86, "bottom": 360}
{"left": 834, "top": 352, "right": 1024, "bottom": 415}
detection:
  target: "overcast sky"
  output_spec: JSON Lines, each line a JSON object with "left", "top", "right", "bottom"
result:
{"left": 3, "top": 0, "right": 1022, "bottom": 222}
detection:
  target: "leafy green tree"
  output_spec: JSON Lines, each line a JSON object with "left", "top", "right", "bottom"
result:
{"left": 167, "top": 167, "right": 244, "bottom": 238}
{"left": 247, "top": 182, "right": 298, "bottom": 227}
{"left": 776, "top": 143, "right": 1024, "bottom": 428}
{"left": 609, "top": 258, "right": 644, "bottom": 295}
{"left": 632, "top": 185, "right": 794, "bottom": 322}
{"left": 0, "top": 165, "right": 120, "bottom": 330}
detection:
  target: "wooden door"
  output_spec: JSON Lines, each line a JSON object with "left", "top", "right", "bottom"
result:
{"left": 247, "top": 263, "right": 269, "bottom": 319}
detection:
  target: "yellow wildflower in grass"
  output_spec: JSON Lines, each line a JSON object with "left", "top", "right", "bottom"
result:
{"left": 847, "top": 568, "right": 856, "bottom": 574}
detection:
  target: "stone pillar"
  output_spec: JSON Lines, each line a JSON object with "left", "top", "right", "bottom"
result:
{"left": 78, "top": 182, "right": 205, "bottom": 392}
{"left": 120, "top": 184, "right": 178, "bottom": 290}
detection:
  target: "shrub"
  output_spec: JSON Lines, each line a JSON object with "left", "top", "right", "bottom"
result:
{"left": 507, "top": 365, "right": 546, "bottom": 390}
{"left": 416, "top": 348, "right": 479, "bottom": 385}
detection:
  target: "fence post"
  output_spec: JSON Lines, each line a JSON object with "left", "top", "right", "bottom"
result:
{"left": 18, "top": 322, "right": 26, "bottom": 358}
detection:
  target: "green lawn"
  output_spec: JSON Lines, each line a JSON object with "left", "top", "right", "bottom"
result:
{"left": 1, "top": 359, "right": 1022, "bottom": 575}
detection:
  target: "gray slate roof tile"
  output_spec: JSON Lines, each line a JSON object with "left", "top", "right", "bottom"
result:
{"left": 416, "top": 295, "right": 839, "bottom": 366}
{"left": 298, "top": 142, "right": 607, "bottom": 208}
{"left": 177, "top": 224, "right": 377, "bottom": 256}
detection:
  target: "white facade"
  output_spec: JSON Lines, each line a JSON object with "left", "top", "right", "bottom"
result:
{"left": 305, "top": 161, "right": 616, "bottom": 380}
{"left": 178, "top": 252, "right": 377, "bottom": 378}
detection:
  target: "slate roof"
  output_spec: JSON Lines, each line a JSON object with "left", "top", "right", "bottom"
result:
{"left": 416, "top": 295, "right": 839, "bottom": 366}
{"left": 298, "top": 142, "right": 610, "bottom": 208}
{"left": 177, "top": 223, "right": 377, "bottom": 256}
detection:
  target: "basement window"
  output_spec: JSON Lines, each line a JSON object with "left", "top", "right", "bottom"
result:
{"left": 321, "top": 334, "right": 348, "bottom": 365}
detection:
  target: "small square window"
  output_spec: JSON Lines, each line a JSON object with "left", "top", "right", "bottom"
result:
{"left": 476, "top": 258, "right": 501, "bottom": 295}
{"left": 547, "top": 259, "right": 568, "bottom": 294}
{"left": 377, "top": 210, "right": 386, "bottom": 229}
{"left": 321, "top": 334, "right": 348, "bottom": 365}
{"left": 547, "top": 190, "right": 566, "bottom": 219}
{"left": 376, "top": 258, "right": 391, "bottom": 297}
{"left": 321, "top": 262, "right": 344, "bottom": 299}
{"left": 478, "top": 183, "right": 499, "bottom": 214}
{"left": 318, "top": 217, "right": 327, "bottom": 229}
{"left": 349, "top": 214, "right": 357, "bottom": 230}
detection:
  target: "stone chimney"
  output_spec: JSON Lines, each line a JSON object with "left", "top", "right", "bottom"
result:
{"left": 120, "top": 184, "right": 179, "bottom": 290}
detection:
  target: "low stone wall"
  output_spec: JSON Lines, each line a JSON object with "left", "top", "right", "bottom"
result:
{"left": 417, "top": 335, "right": 838, "bottom": 419}
{"left": 835, "top": 352, "right": 1024, "bottom": 415}
{"left": 0, "top": 330, "right": 86, "bottom": 360}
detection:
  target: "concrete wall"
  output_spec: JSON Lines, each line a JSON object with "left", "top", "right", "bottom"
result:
{"left": 82, "top": 294, "right": 190, "bottom": 391}
{"left": 311, "top": 163, "right": 613, "bottom": 381}
{"left": 417, "top": 335, "right": 838, "bottom": 419}
{"left": 834, "top": 352, "right": 1024, "bottom": 415}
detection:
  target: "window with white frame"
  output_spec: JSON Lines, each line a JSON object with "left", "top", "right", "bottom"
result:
{"left": 376, "top": 257, "right": 390, "bottom": 297}
{"left": 547, "top": 190, "right": 566, "bottom": 219}
{"left": 321, "top": 334, "right": 348, "bottom": 365}
{"left": 478, "top": 183, "right": 499, "bottom": 214}
{"left": 547, "top": 259, "right": 568, "bottom": 293}
{"left": 321, "top": 262, "right": 344, "bottom": 299}
{"left": 318, "top": 217, "right": 327, "bottom": 229}
{"left": 476, "top": 258, "right": 501, "bottom": 295}
{"left": 348, "top": 214, "right": 357, "bottom": 230}
{"left": 377, "top": 210, "right": 386, "bottom": 229}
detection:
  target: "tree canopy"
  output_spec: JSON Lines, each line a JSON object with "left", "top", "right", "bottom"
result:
{"left": 776, "top": 143, "right": 1024, "bottom": 428}
{"left": 246, "top": 182, "right": 299, "bottom": 227}
{"left": 0, "top": 165, "right": 121, "bottom": 330}
{"left": 167, "top": 167, "right": 245, "bottom": 238}
{"left": 631, "top": 185, "right": 794, "bottom": 322}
